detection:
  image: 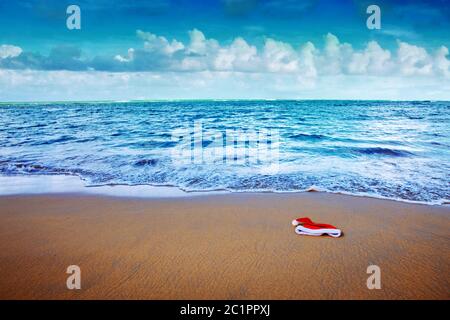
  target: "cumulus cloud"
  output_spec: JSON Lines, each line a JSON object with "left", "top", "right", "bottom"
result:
{"left": 434, "top": 46, "right": 450, "bottom": 77}
{"left": 0, "top": 29, "right": 449, "bottom": 82}
{"left": 263, "top": 38, "right": 299, "bottom": 72}
{"left": 213, "top": 37, "right": 258, "bottom": 71}
{"left": 397, "top": 41, "right": 433, "bottom": 76}
{"left": 347, "top": 41, "right": 392, "bottom": 75}
{"left": 137, "top": 30, "right": 184, "bottom": 55}
{"left": 0, "top": 45, "right": 22, "bottom": 59}
{"left": 112, "top": 29, "right": 450, "bottom": 80}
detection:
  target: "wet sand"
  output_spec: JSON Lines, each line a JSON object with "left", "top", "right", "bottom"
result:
{"left": 0, "top": 192, "right": 449, "bottom": 299}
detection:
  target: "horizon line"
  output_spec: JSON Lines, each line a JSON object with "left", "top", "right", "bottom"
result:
{"left": 1, "top": 98, "right": 448, "bottom": 104}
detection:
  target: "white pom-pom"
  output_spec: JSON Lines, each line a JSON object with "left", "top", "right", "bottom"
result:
{"left": 292, "top": 219, "right": 300, "bottom": 226}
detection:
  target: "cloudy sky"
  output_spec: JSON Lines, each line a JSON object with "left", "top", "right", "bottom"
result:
{"left": 0, "top": 0, "right": 449, "bottom": 101}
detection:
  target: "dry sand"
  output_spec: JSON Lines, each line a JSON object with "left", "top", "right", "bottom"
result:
{"left": 0, "top": 192, "right": 449, "bottom": 299}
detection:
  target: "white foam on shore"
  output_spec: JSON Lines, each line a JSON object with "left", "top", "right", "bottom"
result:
{"left": 0, "top": 175, "right": 226, "bottom": 198}
{"left": 0, "top": 174, "right": 448, "bottom": 206}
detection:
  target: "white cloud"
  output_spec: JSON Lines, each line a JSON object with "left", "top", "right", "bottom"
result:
{"left": 0, "top": 45, "right": 23, "bottom": 59}
{"left": 434, "top": 46, "right": 450, "bottom": 77}
{"left": 214, "top": 37, "right": 259, "bottom": 71}
{"left": 320, "top": 33, "right": 353, "bottom": 75}
{"left": 137, "top": 30, "right": 184, "bottom": 55}
{"left": 115, "top": 48, "right": 135, "bottom": 62}
{"left": 186, "top": 29, "right": 219, "bottom": 55}
{"left": 299, "top": 41, "right": 317, "bottom": 78}
{"left": 396, "top": 41, "right": 433, "bottom": 76}
{"left": 1, "top": 30, "right": 450, "bottom": 101}
{"left": 262, "top": 38, "right": 299, "bottom": 73}
{"left": 2, "top": 30, "right": 450, "bottom": 81}
{"left": 347, "top": 41, "right": 392, "bottom": 75}
{"left": 1, "top": 69, "right": 449, "bottom": 102}
{"left": 178, "top": 29, "right": 221, "bottom": 71}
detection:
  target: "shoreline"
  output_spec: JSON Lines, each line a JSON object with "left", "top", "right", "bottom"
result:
{"left": 0, "top": 174, "right": 448, "bottom": 206}
{"left": 0, "top": 191, "right": 449, "bottom": 299}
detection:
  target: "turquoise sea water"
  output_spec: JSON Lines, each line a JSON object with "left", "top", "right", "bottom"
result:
{"left": 0, "top": 100, "right": 449, "bottom": 203}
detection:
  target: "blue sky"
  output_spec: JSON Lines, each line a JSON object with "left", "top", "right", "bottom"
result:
{"left": 0, "top": 0, "right": 449, "bottom": 101}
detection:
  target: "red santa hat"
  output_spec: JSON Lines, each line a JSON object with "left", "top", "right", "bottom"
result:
{"left": 292, "top": 217, "right": 342, "bottom": 238}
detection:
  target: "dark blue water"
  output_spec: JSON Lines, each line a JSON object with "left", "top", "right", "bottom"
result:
{"left": 0, "top": 100, "right": 449, "bottom": 203}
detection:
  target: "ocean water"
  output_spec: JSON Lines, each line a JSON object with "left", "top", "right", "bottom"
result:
{"left": 0, "top": 100, "right": 449, "bottom": 204}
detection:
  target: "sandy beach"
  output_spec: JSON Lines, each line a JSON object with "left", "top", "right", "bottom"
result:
{"left": 0, "top": 191, "right": 448, "bottom": 300}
